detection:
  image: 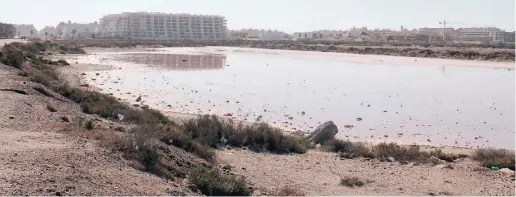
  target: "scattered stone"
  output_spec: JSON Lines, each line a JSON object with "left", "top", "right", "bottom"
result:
{"left": 80, "top": 73, "right": 87, "bottom": 75}
{"left": 95, "top": 73, "right": 100, "bottom": 76}
{"left": 136, "top": 95, "right": 142, "bottom": 102}
{"left": 383, "top": 110, "right": 388, "bottom": 112}
{"left": 356, "top": 117, "right": 362, "bottom": 121}
{"left": 224, "top": 113, "right": 233, "bottom": 117}
{"left": 436, "top": 164, "right": 454, "bottom": 169}
{"left": 301, "top": 111, "right": 306, "bottom": 115}
{"left": 9, "top": 116, "right": 14, "bottom": 119}
{"left": 133, "top": 104, "right": 140, "bottom": 107}
{"left": 387, "top": 157, "right": 395, "bottom": 162}
{"left": 344, "top": 124, "right": 354, "bottom": 128}
{"left": 46, "top": 104, "right": 57, "bottom": 112}
{"left": 306, "top": 121, "right": 338, "bottom": 144}
{"left": 114, "top": 126, "right": 126, "bottom": 132}
{"left": 59, "top": 116, "right": 70, "bottom": 122}
{"left": 141, "top": 105, "right": 149, "bottom": 109}
{"left": 222, "top": 164, "right": 232, "bottom": 170}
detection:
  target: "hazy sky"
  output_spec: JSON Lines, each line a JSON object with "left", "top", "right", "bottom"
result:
{"left": 1, "top": 0, "right": 514, "bottom": 32}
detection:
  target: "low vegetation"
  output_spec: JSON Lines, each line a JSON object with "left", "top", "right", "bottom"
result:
{"left": 188, "top": 166, "right": 253, "bottom": 196}
{"left": 270, "top": 186, "right": 306, "bottom": 196}
{"left": 472, "top": 148, "right": 515, "bottom": 170}
{"left": 340, "top": 176, "right": 365, "bottom": 187}
{"left": 325, "top": 139, "right": 461, "bottom": 163}
{"left": 181, "top": 115, "right": 308, "bottom": 154}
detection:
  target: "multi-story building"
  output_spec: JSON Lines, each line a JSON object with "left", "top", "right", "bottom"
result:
{"left": 457, "top": 27, "right": 505, "bottom": 42}
{"left": 418, "top": 27, "right": 456, "bottom": 41}
{"left": 99, "top": 12, "right": 227, "bottom": 40}
{"left": 13, "top": 24, "right": 38, "bottom": 38}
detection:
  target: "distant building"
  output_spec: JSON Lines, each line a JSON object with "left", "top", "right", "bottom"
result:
{"left": 293, "top": 30, "right": 348, "bottom": 41}
{"left": 504, "top": 31, "right": 515, "bottom": 43}
{"left": 57, "top": 21, "right": 99, "bottom": 39}
{"left": 457, "top": 27, "right": 504, "bottom": 43}
{"left": 13, "top": 24, "right": 37, "bottom": 38}
{"left": 230, "top": 29, "right": 287, "bottom": 40}
{"left": 418, "top": 27, "right": 455, "bottom": 41}
{"left": 99, "top": 12, "right": 227, "bottom": 40}
{"left": 39, "top": 26, "right": 58, "bottom": 39}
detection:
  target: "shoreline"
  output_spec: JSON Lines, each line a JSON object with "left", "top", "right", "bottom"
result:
{"left": 56, "top": 49, "right": 513, "bottom": 152}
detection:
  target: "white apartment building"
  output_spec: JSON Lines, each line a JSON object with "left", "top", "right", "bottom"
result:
{"left": 99, "top": 12, "right": 227, "bottom": 40}
{"left": 457, "top": 27, "right": 505, "bottom": 42}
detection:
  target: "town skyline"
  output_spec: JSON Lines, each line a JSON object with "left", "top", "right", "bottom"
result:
{"left": 1, "top": 0, "right": 514, "bottom": 32}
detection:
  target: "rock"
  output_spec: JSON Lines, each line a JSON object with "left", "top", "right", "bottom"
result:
{"left": 344, "top": 124, "right": 354, "bottom": 128}
{"left": 9, "top": 116, "right": 14, "bottom": 119}
{"left": 136, "top": 95, "right": 142, "bottom": 102}
{"left": 301, "top": 111, "right": 306, "bottom": 115}
{"left": 428, "top": 156, "right": 446, "bottom": 165}
{"left": 59, "top": 116, "right": 70, "bottom": 122}
{"left": 224, "top": 113, "right": 233, "bottom": 117}
{"left": 339, "top": 152, "right": 355, "bottom": 159}
{"left": 46, "top": 104, "right": 57, "bottom": 112}
{"left": 141, "top": 105, "right": 149, "bottom": 109}
{"left": 80, "top": 73, "right": 87, "bottom": 75}
{"left": 114, "top": 126, "right": 126, "bottom": 132}
{"left": 356, "top": 117, "right": 363, "bottom": 121}
{"left": 306, "top": 121, "right": 338, "bottom": 144}
{"left": 133, "top": 104, "right": 140, "bottom": 107}
{"left": 95, "top": 73, "right": 100, "bottom": 76}
{"left": 315, "top": 144, "right": 321, "bottom": 148}
{"left": 387, "top": 157, "right": 395, "bottom": 162}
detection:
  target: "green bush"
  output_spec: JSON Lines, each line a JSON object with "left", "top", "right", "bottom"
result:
{"left": 188, "top": 166, "right": 253, "bottom": 196}
{"left": 84, "top": 120, "right": 93, "bottom": 130}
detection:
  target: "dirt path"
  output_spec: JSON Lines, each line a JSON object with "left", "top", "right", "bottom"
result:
{"left": 218, "top": 149, "right": 515, "bottom": 196}
{"left": 0, "top": 65, "right": 189, "bottom": 195}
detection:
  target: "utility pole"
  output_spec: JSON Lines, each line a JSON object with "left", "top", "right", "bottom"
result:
{"left": 439, "top": 20, "right": 447, "bottom": 41}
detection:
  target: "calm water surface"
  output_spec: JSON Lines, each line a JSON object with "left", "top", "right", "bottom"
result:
{"left": 78, "top": 48, "right": 515, "bottom": 148}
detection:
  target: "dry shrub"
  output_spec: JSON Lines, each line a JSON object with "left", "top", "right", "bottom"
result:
{"left": 340, "top": 176, "right": 365, "bottom": 187}
{"left": 188, "top": 166, "right": 253, "bottom": 196}
{"left": 472, "top": 148, "right": 515, "bottom": 170}
{"left": 182, "top": 115, "right": 307, "bottom": 154}
{"left": 271, "top": 185, "right": 306, "bottom": 196}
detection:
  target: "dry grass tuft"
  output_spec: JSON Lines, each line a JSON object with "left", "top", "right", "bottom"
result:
{"left": 472, "top": 148, "right": 515, "bottom": 170}
{"left": 340, "top": 176, "right": 365, "bottom": 187}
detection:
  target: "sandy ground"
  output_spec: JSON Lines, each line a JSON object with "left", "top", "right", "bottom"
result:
{"left": 218, "top": 149, "right": 515, "bottom": 196}
{"left": 0, "top": 64, "right": 193, "bottom": 195}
